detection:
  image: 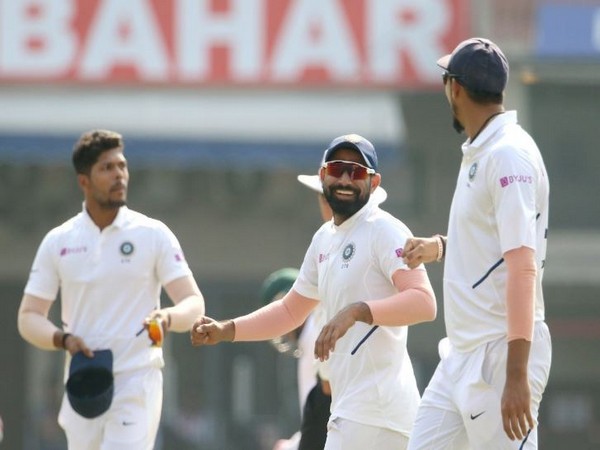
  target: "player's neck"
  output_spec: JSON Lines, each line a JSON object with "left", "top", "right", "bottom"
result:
{"left": 85, "top": 203, "right": 121, "bottom": 230}
{"left": 467, "top": 107, "right": 505, "bottom": 142}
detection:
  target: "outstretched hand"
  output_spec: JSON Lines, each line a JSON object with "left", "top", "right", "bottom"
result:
{"left": 190, "top": 316, "right": 234, "bottom": 346}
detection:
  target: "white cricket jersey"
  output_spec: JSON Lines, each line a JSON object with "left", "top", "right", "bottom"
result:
{"left": 294, "top": 199, "right": 420, "bottom": 435}
{"left": 444, "top": 111, "right": 549, "bottom": 352}
{"left": 24, "top": 205, "right": 192, "bottom": 374}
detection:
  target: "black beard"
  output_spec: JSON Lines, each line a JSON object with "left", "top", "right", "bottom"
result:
{"left": 323, "top": 185, "right": 370, "bottom": 221}
{"left": 452, "top": 116, "right": 465, "bottom": 134}
{"left": 99, "top": 199, "right": 126, "bottom": 209}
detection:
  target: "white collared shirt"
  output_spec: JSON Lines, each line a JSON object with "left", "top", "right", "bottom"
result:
{"left": 294, "top": 199, "right": 421, "bottom": 435}
{"left": 444, "top": 111, "right": 549, "bottom": 352}
{"left": 25, "top": 205, "right": 192, "bottom": 373}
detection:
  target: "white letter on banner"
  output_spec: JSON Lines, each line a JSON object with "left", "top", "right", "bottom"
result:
{"left": 80, "top": 0, "right": 168, "bottom": 80}
{"left": 271, "top": 0, "right": 359, "bottom": 81}
{"left": 368, "top": 0, "right": 448, "bottom": 82}
{"left": 176, "top": 0, "right": 262, "bottom": 81}
{"left": 0, "top": 0, "right": 75, "bottom": 76}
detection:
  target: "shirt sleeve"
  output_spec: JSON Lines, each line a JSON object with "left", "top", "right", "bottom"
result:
{"left": 293, "top": 232, "right": 321, "bottom": 301}
{"left": 154, "top": 222, "right": 193, "bottom": 285}
{"left": 24, "top": 232, "right": 60, "bottom": 301}
{"left": 489, "top": 146, "right": 538, "bottom": 254}
{"left": 372, "top": 218, "right": 413, "bottom": 281}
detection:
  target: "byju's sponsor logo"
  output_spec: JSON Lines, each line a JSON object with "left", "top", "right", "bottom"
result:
{"left": 499, "top": 174, "right": 533, "bottom": 188}
{"left": 60, "top": 246, "right": 87, "bottom": 256}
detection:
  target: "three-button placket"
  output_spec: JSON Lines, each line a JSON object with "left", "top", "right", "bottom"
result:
{"left": 91, "top": 227, "right": 111, "bottom": 265}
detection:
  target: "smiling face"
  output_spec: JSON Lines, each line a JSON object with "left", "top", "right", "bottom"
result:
{"left": 320, "top": 147, "right": 380, "bottom": 225}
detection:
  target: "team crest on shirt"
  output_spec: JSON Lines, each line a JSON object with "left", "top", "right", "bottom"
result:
{"left": 341, "top": 242, "right": 356, "bottom": 268}
{"left": 468, "top": 162, "right": 478, "bottom": 181}
{"left": 120, "top": 241, "right": 134, "bottom": 256}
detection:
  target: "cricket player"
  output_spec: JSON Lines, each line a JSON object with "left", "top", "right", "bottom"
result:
{"left": 192, "top": 134, "right": 437, "bottom": 450}
{"left": 403, "top": 38, "right": 552, "bottom": 449}
{"left": 17, "top": 129, "right": 206, "bottom": 450}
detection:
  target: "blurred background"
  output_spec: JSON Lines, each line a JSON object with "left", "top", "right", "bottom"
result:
{"left": 0, "top": 0, "right": 599, "bottom": 449}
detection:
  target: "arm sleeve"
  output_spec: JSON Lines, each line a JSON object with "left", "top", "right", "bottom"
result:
{"left": 233, "top": 290, "right": 319, "bottom": 342}
{"left": 365, "top": 269, "right": 436, "bottom": 326}
{"left": 504, "top": 246, "right": 536, "bottom": 342}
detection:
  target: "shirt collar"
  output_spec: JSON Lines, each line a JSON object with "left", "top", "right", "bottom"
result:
{"left": 81, "top": 202, "right": 130, "bottom": 229}
{"left": 461, "top": 110, "right": 517, "bottom": 157}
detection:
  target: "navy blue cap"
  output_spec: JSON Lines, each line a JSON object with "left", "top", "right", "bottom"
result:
{"left": 437, "top": 37, "right": 509, "bottom": 94}
{"left": 322, "top": 134, "right": 378, "bottom": 171}
{"left": 66, "top": 349, "right": 114, "bottom": 419}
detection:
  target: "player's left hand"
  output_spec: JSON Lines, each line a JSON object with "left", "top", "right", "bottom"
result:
{"left": 501, "top": 374, "right": 534, "bottom": 441}
{"left": 315, "top": 303, "right": 371, "bottom": 361}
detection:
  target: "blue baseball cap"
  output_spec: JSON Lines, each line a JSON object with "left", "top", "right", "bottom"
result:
{"left": 322, "top": 134, "right": 378, "bottom": 171}
{"left": 66, "top": 349, "right": 114, "bottom": 419}
{"left": 437, "top": 37, "right": 509, "bottom": 94}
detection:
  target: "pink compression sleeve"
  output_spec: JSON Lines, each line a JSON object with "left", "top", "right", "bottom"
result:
{"left": 365, "top": 269, "right": 436, "bottom": 327}
{"left": 504, "top": 246, "right": 536, "bottom": 342}
{"left": 233, "top": 290, "right": 318, "bottom": 342}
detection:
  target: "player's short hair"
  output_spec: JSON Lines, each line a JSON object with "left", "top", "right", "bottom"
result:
{"left": 463, "top": 88, "right": 504, "bottom": 105}
{"left": 72, "top": 129, "right": 123, "bottom": 175}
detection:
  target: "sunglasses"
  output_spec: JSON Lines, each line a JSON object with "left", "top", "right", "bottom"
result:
{"left": 442, "top": 71, "right": 461, "bottom": 85}
{"left": 322, "top": 160, "right": 375, "bottom": 180}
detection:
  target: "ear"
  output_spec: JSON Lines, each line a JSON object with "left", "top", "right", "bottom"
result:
{"left": 77, "top": 173, "right": 88, "bottom": 191}
{"left": 370, "top": 173, "right": 381, "bottom": 193}
{"left": 451, "top": 79, "right": 463, "bottom": 99}
{"left": 319, "top": 166, "right": 326, "bottom": 182}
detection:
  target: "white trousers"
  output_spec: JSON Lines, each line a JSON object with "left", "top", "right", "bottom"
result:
{"left": 59, "top": 367, "right": 163, "bottom": 450}
{"left": 324, "top": 417, "right": 409, "bottom": 450}
{"left": 408, "top": 322, "right": 551, "bottom": 450}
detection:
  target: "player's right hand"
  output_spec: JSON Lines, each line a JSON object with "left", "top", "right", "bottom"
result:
{"left": 64, "top": 334, "right": 94, "bottom": 358}
{"left": 190, "top": 316, "right": 234, "bottom": 346}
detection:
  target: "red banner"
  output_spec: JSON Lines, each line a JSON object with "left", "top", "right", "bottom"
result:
{"left": 0, "top": 0, "right": 469, "bottom": 87}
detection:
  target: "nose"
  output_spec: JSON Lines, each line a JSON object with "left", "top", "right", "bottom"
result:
{"left": 116, "top": 165, "right": 127, "bottom": 179}
{"left": 338, "top": 170, "right": 354, "bottom": 183}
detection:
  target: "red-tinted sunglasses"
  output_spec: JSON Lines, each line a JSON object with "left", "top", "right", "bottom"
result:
{"left": 322, "top": 160, "right": 375, "bottom": 180}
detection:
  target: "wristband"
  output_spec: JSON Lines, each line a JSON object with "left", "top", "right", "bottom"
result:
{"left": 61, "top": 333, "right": 72, "bottom": 349}
{"left": 434, "top": 235, "right": 444, "bottom": 262}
